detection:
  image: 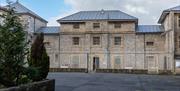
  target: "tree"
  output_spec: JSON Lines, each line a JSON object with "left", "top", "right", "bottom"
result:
{"left": 28, "top": 33, "right": 50, "bottom": 81}
{"left": 0, "top": 4, "right": 29, "bottom": 87}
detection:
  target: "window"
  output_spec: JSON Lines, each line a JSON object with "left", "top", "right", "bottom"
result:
{"left": 145, "top": 56, "right": 154, "bottom": 69}
{"left": 73, "top": 24, "right": 80, "bottom": 29}
{"left": 146, "top": 56, "right": 155, "bottom": 69}
{"left": 114, "top": 56, "right": 121, "bottom": 69}
{"left": 176, "top": 60, "right": 180, "bottom": 68}
{"left": 115, "top": 57, "right": 121, "bottom": 64}
{"left": 93, "top": 23, "right": 100, "bottom": 29}
{"left": 44, "top": 42, "right": 50, "bottom": 47}
{"left": 146, "top": 42, "right": 154, "bottom": 46}
{"left": 114, "top": 37, "right": 121, "bottom": 45}
{"left": 93, "top": 37, "right": 100, "bottom": 45}
{"left": 71, "top": 56, "right": 79, "bottom": 68}
{"left": 114, "top": 23, "right": 121, "bottom": 28}
{"left": 73, "top": 37, "right": 80, "bottom": 45}
{"left": 55, "top": 54, "right": 58, "bottom": 62}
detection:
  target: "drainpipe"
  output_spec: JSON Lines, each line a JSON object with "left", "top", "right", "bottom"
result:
{"left": 144, "top": 33, "right": 146, "bottom": 70}
{"left": 107, "top": 33, "right": 110, "bottom": 69}
{"left": 87, "top": 53, "right": 89, "bottom": 73}
{"left": 59, "top": 33, "right": 61, "bottom": 68}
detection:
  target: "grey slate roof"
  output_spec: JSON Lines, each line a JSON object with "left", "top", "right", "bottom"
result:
{"left": 36, "top": 27, "right": 60, "bottom": 34}
{"left": 137, "top": 25, "right": 164, "bottom": 33}
{"left": 164, "top": 5, "right": 180, "bottom": 11}
{"left": 57, "top": 10, "right": 138, "bottom": 22}
{"left": 158, "top": 5, "right": 180, "bottom": 23}
{"left": 36, "top": 25, "right": 164, "bottom": 34}
{"left": 5, "top": 2, "right": 47, "bottom": 23}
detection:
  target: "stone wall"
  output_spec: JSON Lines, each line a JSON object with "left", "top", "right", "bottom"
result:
{"left": 20, "top": 15, "right": 47, "bottom": 33}
{"left": 55, "top": 20, "right": 172, "bottom": 73}
{"left": 44, "top": 35, "right": 60, "bottom": 68}
{"left": 0, "top": 79, "right": 55, "bottom": 91}
{"left": 42, "top": 17, "right": 178, "bottom": 73}
{"left": 60, "top": 21, "right": 136, "bottom": 33}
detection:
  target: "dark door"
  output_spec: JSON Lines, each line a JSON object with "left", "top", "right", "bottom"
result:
{"left": 93, "top": 57, "right": 99, "bottom": 71}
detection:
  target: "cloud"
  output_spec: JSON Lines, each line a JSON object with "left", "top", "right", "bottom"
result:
{"left": 48, "top": 0, "right": 180, "bottom": 26}
{"left": 124, "top": 4, "right": 149, "bottom": 14}
{"left": 47, "top": 10, "right": 77, "bottom": 26}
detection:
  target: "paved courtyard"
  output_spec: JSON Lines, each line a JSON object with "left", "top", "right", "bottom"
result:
{"left": 48, "top": 73, "right": 180, "bottom": 91}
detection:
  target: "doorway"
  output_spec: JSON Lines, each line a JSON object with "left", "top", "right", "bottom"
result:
{"left": 93, "top": 57, "right": 100, "bottom": 71}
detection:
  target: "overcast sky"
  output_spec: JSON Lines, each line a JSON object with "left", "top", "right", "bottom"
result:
{"left": 1, "top": 0, "right": 180, "bottom": 26}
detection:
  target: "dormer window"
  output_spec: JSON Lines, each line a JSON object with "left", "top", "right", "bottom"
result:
{"left": 73, "top": 24, "right": 80, "bottom": 29}
{"left": 93, "top": 23, "right": 100, "bottom": 29}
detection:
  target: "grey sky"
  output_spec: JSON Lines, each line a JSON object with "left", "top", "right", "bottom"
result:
{"left": 48, "top": 0, "right": 180, "bottom": 26}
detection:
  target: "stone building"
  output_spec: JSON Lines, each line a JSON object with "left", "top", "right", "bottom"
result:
{"left": 43, "top": 5, "right": 179, "bottom": 74}
{"left": 0, "top": 1, "right": 48, "bottom": 42}
{"left": 1, "top": 2, "right": 180, "bottom": 74}
{"left": 54, "top": 10, "right": 167, "bottom": 73}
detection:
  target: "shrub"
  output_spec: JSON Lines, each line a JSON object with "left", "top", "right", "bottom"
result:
{"left": 28, "top": 33, "right": 50, "bottom": 81}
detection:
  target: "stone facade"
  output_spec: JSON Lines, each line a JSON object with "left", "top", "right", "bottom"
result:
{"left": 44, "top": 7, "right": 180, "bottom": 74}
{"left": 19, "top": 14, "right": 47, "bottom": 42}
{"left": 53, "top": 21, "right": 172, "bottom": 73}
{"left": 0, "top": 2, "right": 47, "bottom": 43}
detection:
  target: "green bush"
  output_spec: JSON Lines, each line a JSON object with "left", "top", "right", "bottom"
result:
{"left": 28, "top": 33, "right": 50, "bottom": 81}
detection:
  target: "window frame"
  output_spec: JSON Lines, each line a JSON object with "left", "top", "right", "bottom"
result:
{"left": 146, "top": 41, "right": 154, "bottom": 46}
{"left": 44, "top": 42, "right": 51, "bottom": 48}
{"left": 73, "top": 24, "right": 80, "bottom": 29}
{"left": 145, "top": 56, "right": 155, "bottom": 69}
{"left": 114, "top": 22, "right": 121, "bottom": 28}
{"left": 55, "top": 54, "right": 59, "bottom": 62}
{"left": 93, "top": 23, "right": 100, "bottom": 29}
{"left": 114, "top": 37, "right": 121, "bottom": 45}
{"left": 93, "top": 37, "right": 100, "bottom": 45}
{"left": 72, "top": 37, "right": 80, "bottom": 45}
{"left": 71, "top": 56, "right": 80, "bottom": 68}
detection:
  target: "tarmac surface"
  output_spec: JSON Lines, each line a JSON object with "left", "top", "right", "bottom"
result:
{"left": 48, "top": 72, "right": 180, "bottom": 91}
